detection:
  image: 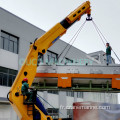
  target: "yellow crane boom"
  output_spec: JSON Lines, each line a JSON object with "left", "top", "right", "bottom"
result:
{"left": 8, "top": 1, "right": 91, "bottom": 120}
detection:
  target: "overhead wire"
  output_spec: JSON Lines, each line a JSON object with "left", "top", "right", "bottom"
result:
{"left": 37, "top": 94, "right": 66, "bottom": 117}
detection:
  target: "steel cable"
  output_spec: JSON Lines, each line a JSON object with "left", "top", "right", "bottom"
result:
{"left": 57, "top": 20, "right": 87, "bottom": 60}
{"left": 37, "top": 94, "right": 66, "bottom": 117}
{"left": 58, "top": 20, "right": 87, "bottom": 63}
{"left": 92, "top": 20, "right": 120, "bottom": 63}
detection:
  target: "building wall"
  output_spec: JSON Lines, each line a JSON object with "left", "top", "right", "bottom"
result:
{"left": 0, "top": 104, "right": 19, "bottom": 120}
{"left": 83, "top": 92, "right": 118, "bottom": 104}
{"left": 0, "top": 49, "right": 18, "bottom": 70}
{"left": 47, "top": 40, "right": 99, "bottom": 65}
{"left": 89, "top": 50, "right": 115, "bottom": 64}
{"left": 0, "top": 86, "right": 10, "bottom": 98}
{"left": 0, "top": 7, "right": 45, "bottom": 70}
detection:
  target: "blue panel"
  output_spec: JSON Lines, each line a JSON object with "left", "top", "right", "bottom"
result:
{"left": 52, "top": 36, "right": 60, "bottom": 44}
{"left": 35, "top": 97, "right": 48, "bottom": 115}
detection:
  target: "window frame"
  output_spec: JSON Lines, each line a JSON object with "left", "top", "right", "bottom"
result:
{"left": 65, "top": 58, "right": 73, "bottom": 64}
{"left": 0, "top": 66, "right": 18, "bottom": 87}
{"left": 66, "top": 91, "right": 74, "bottom": 97}
{"left": 47, "top": 50, "right": 58, "bottom": 63}
{"left": 77, "top": 92, "right": 83, "bottom": 98}
{"left": 48, "top": 90, "right": 58, "bottom": 94}
{"left": 1, "top": 30, "right": 19, "bottom": 54}
{"left": 47, "top": 108, "right": 59, "bottom": 119}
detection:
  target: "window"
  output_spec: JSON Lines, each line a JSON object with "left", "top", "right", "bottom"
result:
{"left": 48, "top": 90, "right": 58, "bottom": 94}
{"left": 91, "top": 55, "right": 99, "bottom": 60}
{"left": 66, "top": 92, "right": 74, "bottom": 97}
{"left": 47, "top": 108, "right": 59, "bottom": 119}
{"left": 0, "top": 66, "right": 18, "bottom": 87}
{"left": 65, "top": 58, "right": 73, "bottom": 64}
{"left": 77, "top": 92, "right": 83, "bottom": 98}
{"left": 0, "top": 73, "right": 2, "bottom": 85}
{"left": 47, "top": 50, "right": 58, "bottom": 63}
{"left": 37, "top": 54, "right": 44, "bottom": 65}
{"left": 0, "top": 30, "right": 19, "bottom": 54}
{"left": 67, "top": 109, "right": 72, "bottom": 118}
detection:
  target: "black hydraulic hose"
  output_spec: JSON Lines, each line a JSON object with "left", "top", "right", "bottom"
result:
{"left": 7, "top": 91, "right": 13, "bottom": 104}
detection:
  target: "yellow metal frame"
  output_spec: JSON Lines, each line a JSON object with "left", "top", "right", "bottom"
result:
{"left": 9, "top": 1, "right": 91, "bottom": 120}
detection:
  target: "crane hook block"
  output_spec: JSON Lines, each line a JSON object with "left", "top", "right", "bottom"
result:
{"left": 86, "top": 14, "right": 92, "bottom": 21}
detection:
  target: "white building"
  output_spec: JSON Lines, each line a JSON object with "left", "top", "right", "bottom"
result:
{"left": 88, "top": 50, "right": 115, "bottom": 64}
{"left": 0, "top": 7, "right": 118, "bottom": 120}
